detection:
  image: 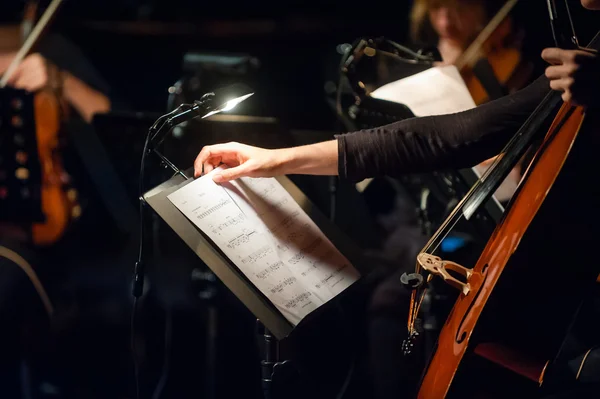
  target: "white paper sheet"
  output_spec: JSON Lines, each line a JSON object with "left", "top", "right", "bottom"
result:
{"left": 370, "top": 64, "right": 476, "bottom": 116}
{"left": 167, "top": 167, "right": 360, "bottom": 325}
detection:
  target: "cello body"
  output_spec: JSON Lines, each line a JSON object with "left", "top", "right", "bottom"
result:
{"left": 416, "top": 101, "right": 600, "bottom": 398}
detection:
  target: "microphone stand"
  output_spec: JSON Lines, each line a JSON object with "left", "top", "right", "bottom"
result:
{"left": 133, "top": 84, "right": 254, "bottom": 399}
{"left": 133, "top": 99, "right": 219, "bottom": 399}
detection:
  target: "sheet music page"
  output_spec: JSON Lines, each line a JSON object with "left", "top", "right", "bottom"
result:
{"left": 167, "top": 167, "right": 360, "bottom": 325}
{"left": 370, "top": 64, "right": 476, "bottom": 116}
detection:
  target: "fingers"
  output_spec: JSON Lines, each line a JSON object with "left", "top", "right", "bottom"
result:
{"left": 213, "top": 164, "right": 252, "bottom": 183}
{"left": 6, "top": 54, "right": 47, "bottom": 92}
{"left": 544, "top": 64, "right": 576, "bottom": 80}
{"left": 193, "top": 147, "right": 217, "bottom": 178}
{"left": 542, "top": 47, "right": 597, "bottom": 66}
{"left": 193, "top": 142, "right": 242, "bottom": 178}
{"left": 541, "top": 47, "right": 567, "bottom": 65}
{"left": 548, "top": 77, "right": 573, "bottom": 93}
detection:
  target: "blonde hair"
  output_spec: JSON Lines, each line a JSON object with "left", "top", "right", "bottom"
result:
{"left": 409, "top": 0, "right": 499, "bottom": 44}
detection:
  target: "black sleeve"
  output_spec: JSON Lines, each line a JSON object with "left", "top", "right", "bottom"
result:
{"left": 336, "top": 74, "right": 550, "bottom": 182}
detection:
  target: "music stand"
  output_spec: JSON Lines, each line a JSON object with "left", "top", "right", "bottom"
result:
{"left": 0, "top": 88, "right": 43, "bottom": 224}
{"left": 143, "top": 168, "right": 367, "bottom": 339}
{"left": 144, "top": 167, "right": 368, "bottom": 399}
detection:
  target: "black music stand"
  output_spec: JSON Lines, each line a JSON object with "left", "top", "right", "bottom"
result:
{"left": 143, "top": 168, "right": 368, "bottom": 399}
{"left": 0, "top": 88, "right": 43, "bottom": 224}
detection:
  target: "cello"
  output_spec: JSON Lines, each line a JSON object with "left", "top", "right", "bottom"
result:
{"left": 0, "top": 0, "right": 79, "bottom": 246}
{"left": 403, "top": 0, "right": 600, "bottom": 397}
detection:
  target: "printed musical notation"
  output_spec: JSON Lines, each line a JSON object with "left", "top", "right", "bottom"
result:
{"left": 167, "top": 166, "right": 361, "bottom": 325}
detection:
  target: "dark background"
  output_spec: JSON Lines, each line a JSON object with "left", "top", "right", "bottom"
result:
{"left": 1, "top": 1, "right": 599, "bottom": 399}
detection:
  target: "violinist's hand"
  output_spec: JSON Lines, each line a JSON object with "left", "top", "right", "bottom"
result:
{"left": 6, "top": 53, "right": 59, "bottom": 93}
{"left": 194, "top": 142, "right": 286, "bottom": 182}
{"left": 542, "top": 47, "right": 600, "bottom": 108}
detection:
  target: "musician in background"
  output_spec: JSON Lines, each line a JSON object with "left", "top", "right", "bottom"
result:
{"left": 0, "top": 17, "right": 130, "bottom": 397}
{"left": 0, "top": 34, "right": 111, "bottom": 123}
{"left": 410, "top": 0, "right": 534, "bottom": 96}
{"left": 411, "top": 0, "right": 490, "bottom": 64}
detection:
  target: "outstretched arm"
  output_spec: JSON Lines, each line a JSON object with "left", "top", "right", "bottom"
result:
{"left": 195, "top": 74, "right": 549, "bottom": 183}
{"left": 194, "top": 45, "right": 599, "bottom": 183}
{"left": 194, "top": 140, "right": 338, "bottom": 182}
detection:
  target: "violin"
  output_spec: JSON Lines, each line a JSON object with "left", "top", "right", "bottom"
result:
{"left": 404, "top": 1, "right": 600, "bottom": 397}
{"left": 0, "top": 0, "right": 79, "bottom": 246}
{"left": 455, "top": 0, "right": 532, "bottom": 105}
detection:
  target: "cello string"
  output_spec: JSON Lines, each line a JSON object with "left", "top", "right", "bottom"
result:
{"left": 409, "top": 93, "right": 562, "bottom": 328}
{"left": 563, "top": 0, "right": 579, "bottom": 47}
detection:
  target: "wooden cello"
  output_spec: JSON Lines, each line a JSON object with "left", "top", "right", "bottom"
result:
{"left": 404, "top": 1, "right": 600, "bottom": 397}
{"left": 0, "top": 0, "right": 79, "bottom": 246}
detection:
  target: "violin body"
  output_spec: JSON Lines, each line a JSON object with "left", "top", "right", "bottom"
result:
{"left": 456, "top": 3, "right": 534, "bottom": 105}
{"left": 0, "top": 0, "right": 78, "bottom": 246}
{"left": 30, "top": 88, "right": 78, "bottom": 246}
{"left": 416, "top": 101, "right": 600, "bottom": 398}
{"left": 461, "top": 46, "right": 524, "bottom": 104}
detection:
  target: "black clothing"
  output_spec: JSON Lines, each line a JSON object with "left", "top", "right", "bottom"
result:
{"left": 350, "top": 73, "right": 600, "bottom": 398}
{"left": 336, "top": 74, "right": 550, "bottom": 182}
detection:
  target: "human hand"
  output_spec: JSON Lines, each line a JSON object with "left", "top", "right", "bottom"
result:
{"left": 193, "top": 142, "right": 287, "bottom": 182}
{"left": 6, "top": 53, "right": 59, "bottom": 93}
{"left": 542, "top": 47, "right": 599, "bottom": 108}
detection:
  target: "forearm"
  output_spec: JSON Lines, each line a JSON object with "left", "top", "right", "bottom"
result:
{"left": 62, "top": 71, "right": 111, "bottom": 123}
{"left": 277, "top": 140, "right": 339, "bottom": 176}
{"left": 337, "top": 74, "right": 550, "bottom": 182}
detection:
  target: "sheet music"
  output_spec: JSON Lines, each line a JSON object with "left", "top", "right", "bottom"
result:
{"left": 167, "top": 167, "right": 360, "bottom": 325}
{"left": 370, "top": 64, "right": 476, "bottom": 116}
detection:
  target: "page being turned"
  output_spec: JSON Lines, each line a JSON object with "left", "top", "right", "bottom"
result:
{"left": 167, "top": 166, "right": 361, "bottom": 325}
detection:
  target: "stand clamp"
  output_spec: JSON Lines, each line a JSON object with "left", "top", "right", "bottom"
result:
{"left": 257, "top": 320, "right": 301, "bottom": 399}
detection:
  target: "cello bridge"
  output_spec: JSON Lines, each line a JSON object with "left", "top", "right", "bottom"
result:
{"left": 417, "top": 253, "right": 472, "bottom": 295}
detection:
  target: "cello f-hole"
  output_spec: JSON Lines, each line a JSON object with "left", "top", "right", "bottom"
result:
{"left": 455, "top": 271, "right": 489, "bottom": 343}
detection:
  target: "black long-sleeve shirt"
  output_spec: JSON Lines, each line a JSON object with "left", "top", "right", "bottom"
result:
{"left": 336, "top": 74, "right": 551, "bottom": 182}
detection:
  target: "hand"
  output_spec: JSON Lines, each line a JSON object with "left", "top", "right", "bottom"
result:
{"left": 6, "top": 53, "right": 58, "bottom": 93}
{"left": 193, "top": 142, "right": 286, "bottom": 182}
{"left": 542, "top": 47, "right": 600, "bottom": 108}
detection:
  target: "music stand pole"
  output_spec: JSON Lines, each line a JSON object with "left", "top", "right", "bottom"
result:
{"left": 259, "top": 320, "right": 278, "bottom": 399}
{"left": 257, "top": 320, "right": 299, "bottom": 399}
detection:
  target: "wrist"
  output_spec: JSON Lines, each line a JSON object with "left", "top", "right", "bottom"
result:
{"left": 272, "top": 141, "right": 338, "bottom": 176}
{"left": 274, "top": 147, "right": 298, "bottom": 175}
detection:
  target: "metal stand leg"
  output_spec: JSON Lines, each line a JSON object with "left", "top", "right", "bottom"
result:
{"left": 257, "top": 320, "right": 299, "bottom": 399}
{"left": 192, "top": 268, "right": 219, "bottom": 399}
